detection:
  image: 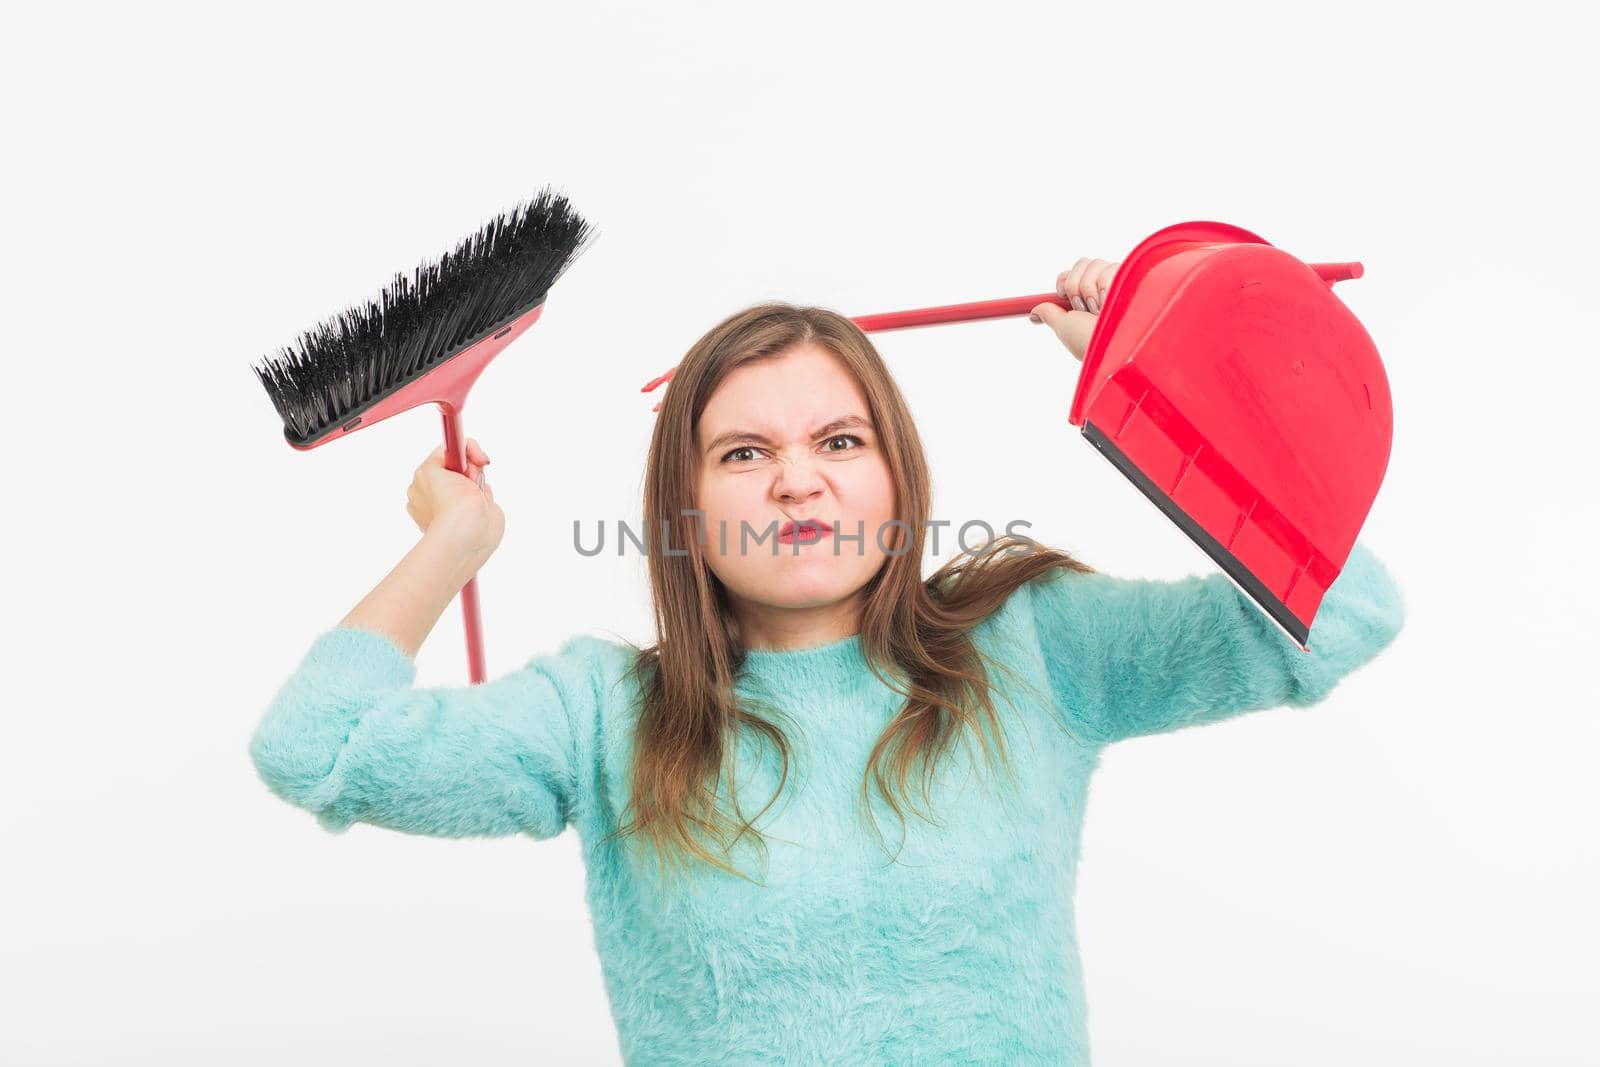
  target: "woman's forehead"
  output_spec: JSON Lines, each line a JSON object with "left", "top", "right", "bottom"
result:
{"left": 698, "top": 347, "right": 871, "bottom": 440}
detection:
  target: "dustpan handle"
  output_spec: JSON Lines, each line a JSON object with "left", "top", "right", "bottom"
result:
{"left": 1312, "top": 261, "right": 1363, "bottom": 284}
{"left": 852, "top": 262, "right": 1362, "bottom": 331}
{"left": 637, "top": 295, "right": 1080, "bottom": 407}
{"left": 850, "top": 293, "right": 1067, "bottom": 332}
{"left": 638, "top": 262, "right": 1364, "bottom": 404}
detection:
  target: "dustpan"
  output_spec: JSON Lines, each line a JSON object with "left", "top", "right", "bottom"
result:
{"left": 1070, "top": 220, "right": 1391, "bottom": 650}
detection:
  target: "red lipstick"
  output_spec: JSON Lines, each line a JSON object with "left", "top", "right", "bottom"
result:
{"left": 777, "top": 518, "right": 832, "bottom": 545}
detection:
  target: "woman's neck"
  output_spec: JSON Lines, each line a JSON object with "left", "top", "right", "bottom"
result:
{"left": 733, "top": 593, "right": 863, "bottom": 652}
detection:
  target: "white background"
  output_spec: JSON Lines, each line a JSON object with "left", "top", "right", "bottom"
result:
{"left": 3, "top": 1, "right": 1595, "bottom": 1064}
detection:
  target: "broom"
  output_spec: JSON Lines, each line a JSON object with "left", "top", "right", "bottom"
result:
{"left": 253, "top": 187, "right": 597, "bottom": 683}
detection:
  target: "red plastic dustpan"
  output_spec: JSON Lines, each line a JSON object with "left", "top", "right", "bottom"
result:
{"left": 1070, "top": 220, "right": 1391, "bottom": 649}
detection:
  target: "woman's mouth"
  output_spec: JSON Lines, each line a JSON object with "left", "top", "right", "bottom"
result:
{"left": 778, "top": 519, "right": 832, "bottom": 545}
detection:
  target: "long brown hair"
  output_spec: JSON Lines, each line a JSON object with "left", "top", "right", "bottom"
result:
{"left": 599, "top": 303, "right": 1094, "bottom": 885}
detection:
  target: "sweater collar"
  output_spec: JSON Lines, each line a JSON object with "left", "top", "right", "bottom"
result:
{"left": 735, "top": 631, "right": 872, "bottom": 691}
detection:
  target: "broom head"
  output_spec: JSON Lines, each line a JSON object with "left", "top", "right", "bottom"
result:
{"left": 252, "top": 187, "right": 596, "bottom": 449}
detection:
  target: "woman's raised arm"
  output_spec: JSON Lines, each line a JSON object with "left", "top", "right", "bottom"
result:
{"left": 248, "top": 437, "right": 624, "bottom": 839}
{"left": 248, "top": 624, "right": 622, "bottom": 839}
{"left": 338, "top": 437, "right": 502, "bottom": 657}
{"left": 1024, "top": 540, "right": 1407, "bottom": 747}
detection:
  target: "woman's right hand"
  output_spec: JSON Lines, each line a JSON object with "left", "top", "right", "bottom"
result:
{"left": 1030, "top": 257, "right": 1121, "bottom": 363}
{"left": 406, "top": 437, "right": 503, "bottom": 557}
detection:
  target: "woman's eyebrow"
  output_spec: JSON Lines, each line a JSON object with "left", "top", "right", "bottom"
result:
{"left": 703, "top": 414, "right": 872, "bottom": 455}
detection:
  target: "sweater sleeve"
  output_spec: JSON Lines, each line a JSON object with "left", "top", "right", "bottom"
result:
{"left": 1024, "top": 540, "right": 1407, "bottom": 747}
{"left": 248, "top": 626, "right": 623, "bottom": 839}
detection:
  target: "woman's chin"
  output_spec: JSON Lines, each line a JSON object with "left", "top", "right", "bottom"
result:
{"left": 749, "top": 573, "right": 859, "bottom": 608}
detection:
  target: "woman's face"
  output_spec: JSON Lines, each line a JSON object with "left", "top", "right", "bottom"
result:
{"left": 694, "top": 343, "right": 897, "bottom": 623}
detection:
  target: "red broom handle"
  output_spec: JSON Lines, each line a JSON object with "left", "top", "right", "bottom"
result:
{"left": 439, "top": 406, "right": 488, "bottom": 684}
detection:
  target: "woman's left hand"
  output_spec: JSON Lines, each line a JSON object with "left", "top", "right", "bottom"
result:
{"left": 1031, "top": 257, "right": 1120, "bottom": 362}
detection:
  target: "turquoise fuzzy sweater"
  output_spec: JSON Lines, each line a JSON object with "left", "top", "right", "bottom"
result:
{"left": 250, "top": 541, "right": 1405, "bottom": 1065}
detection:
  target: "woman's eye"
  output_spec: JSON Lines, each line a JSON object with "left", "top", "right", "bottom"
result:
{"left": 721, "top": 435, "right": 862, "bottom": 464}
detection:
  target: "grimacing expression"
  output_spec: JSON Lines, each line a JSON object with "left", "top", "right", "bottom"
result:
{"left": 694, "top": 343, "right": 897, "bottom": 611}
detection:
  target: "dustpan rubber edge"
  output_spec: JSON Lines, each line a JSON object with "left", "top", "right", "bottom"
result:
{"left": 1081, "top": 420, "right": 1311, "bottom": 649}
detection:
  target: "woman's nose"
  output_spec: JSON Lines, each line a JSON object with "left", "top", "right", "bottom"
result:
{"left": 772, "top": 456, "right": 825, "bottom": 504}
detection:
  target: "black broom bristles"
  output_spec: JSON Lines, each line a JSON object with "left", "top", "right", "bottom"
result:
{"left": 253, "top": 187, "right": 597, "bottom": 444}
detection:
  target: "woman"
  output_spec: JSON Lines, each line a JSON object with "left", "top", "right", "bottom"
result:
{"left": 249, "top": 258, "right": 1406, "bottom": 1065}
